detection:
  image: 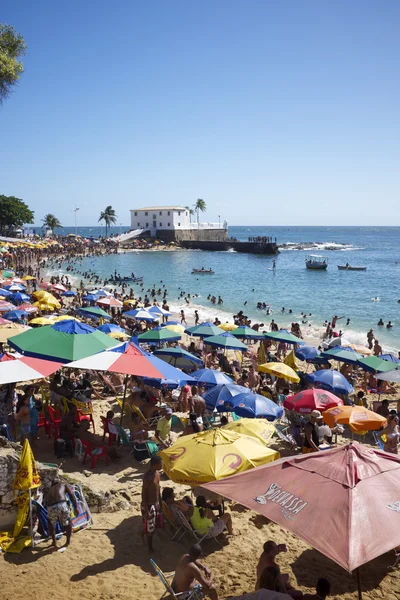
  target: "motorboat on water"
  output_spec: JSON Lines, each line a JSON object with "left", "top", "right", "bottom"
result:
{"left": 192, "top": 268, "right": 215, "bottom": 274}
{"left": 337, "top": 264, "right": 367, "bottom": 271}
{"left": 110, "top": 275, "right": 144, "bottom": 283}
{"left": 305, "top": 255, "right": 328, "bottom": 270}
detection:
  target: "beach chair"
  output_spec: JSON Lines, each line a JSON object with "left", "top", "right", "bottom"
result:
{"left": 274, "top": 423, "right": 297, "bottom": 450}
{"left": 170, "top": 506, "right": 223, "bottom": 546}
{"left": 391, "top": 548, "right": 400, "bottom": 569}
{"left": 100, "top": 416, "right": 118, "bottom": 446}
{"left": 72, "top": 398, "right": 95, "bottom": 432}
{"left": 46, "top": 405, "right": 61, "bottom": 438}
{"left": 161, "top": 501, "right": 186, "bottom": 542}
{"left": 150, "top": 559, "right": 203, "bottom": 600}
{"left": 81, "top": 439, "right": 109, "bottom": 469}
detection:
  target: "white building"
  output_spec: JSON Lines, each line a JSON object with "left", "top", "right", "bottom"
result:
{"left": 129, "top": 205, "right": 227, "bottom": 242}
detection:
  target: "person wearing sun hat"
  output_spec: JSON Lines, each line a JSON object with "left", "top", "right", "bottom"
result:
{"left": 302, "top": 409, "right": 323, "bottom": 454}
{"left": 155, "top": 407, "right": 173, "bottom": 447}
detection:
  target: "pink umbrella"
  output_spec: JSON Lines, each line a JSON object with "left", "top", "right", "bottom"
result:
{"left": 283, "top": 388, "right": 344, "bottom": 413}
{"left": 49, "top": 283, "right": 67, "bottom": 292}
{"left": 18, "top": 303, "right": 38, "bottom": 314}
{"left": 203, "top": 443, "right": 400, "bottom": 597}
{"left": 0, "top": 301, "right": 15, "bottom": 312}
{"left": 97, "top": 297, "right": 123, "bottom": 307}
{"left": 0, "top": 317, "right": 11, "bottom": 325}
{"left": 0, "top": 355, "right": 62, "bottom": 383}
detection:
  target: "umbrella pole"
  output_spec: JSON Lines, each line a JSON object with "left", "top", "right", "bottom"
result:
{"left": 119, "top": 376, "right": 128, "bottom": 426}
{"left": 356, "top": 567, "right": 362, "bottom": 600}
{"left": 29, "top": 488, "right": 35, "bottom": 548}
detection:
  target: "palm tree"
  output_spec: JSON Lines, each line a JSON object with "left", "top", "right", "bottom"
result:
{"left": 42, "top": 214, "right": 62, "bottom": 233}
{"left": 194, "top": 198, "right": 206, "bottom": 225}
{"left": 98, "top": 206, "right": 117, "bottom": 237}
{"left": 185, "top": 206, "right": 194, "bottom": 223}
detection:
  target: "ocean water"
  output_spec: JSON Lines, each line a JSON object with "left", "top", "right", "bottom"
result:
{"left": 49, "top": 226, "right": 400, "bottom": 352}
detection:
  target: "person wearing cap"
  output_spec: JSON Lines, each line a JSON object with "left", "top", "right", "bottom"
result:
{"left": 155, "top": 408, "right": 173, "bottom": 447}
{"left": 302, "top": 410, "right": 323, "bottom": 454}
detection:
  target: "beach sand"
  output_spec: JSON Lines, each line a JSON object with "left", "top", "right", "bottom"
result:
{"left": 1, "top": 390, "right": 399, "bottom": 600}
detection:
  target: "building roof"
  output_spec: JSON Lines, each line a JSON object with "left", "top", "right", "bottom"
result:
{"left": 130, "top": 206, "right": 187, "bottom": 212}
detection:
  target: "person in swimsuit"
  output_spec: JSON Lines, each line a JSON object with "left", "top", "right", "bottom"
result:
{"left": 172, "top": 544, "right": 218, "bottom": 600}
{"left": 302, "top": 410, "right": 322, "bottom": 453}
{"left": 15, "top": 394, "right": 31, "bottom": 442}
{"left": 379, "top": 414, "right": 400, "bottom": 454}
{"left": 141, "top": 455, "right": 163, "bottom": 551}
{"left": 46, "top": 480, "right": 79, "bottom": 549}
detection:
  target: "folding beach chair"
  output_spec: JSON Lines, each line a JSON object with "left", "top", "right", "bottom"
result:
{"left": 170, "top": 506, "right": 223, "bottom": 546}
{"left": 391, "top": 548, "right": 400, "bottom": 569}
{"left": 150, "top": 558, "right": 203, "bottom": 600}
{"left": 161, "top": 501, "right": 186, "bottom": 542}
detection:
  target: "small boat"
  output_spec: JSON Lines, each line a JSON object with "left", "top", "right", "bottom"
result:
{"left": 191, "top": 268, "right": 215, "bottom": 274}
{"left": 337, "top": 265, "right": 367, "bottom": 271}
{"left": 305, "top": 255, "right": 328, "bottom": 270}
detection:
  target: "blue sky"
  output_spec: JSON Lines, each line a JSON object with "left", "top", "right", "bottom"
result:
{"left": 1, "top": 1, "right": 399, "bottom": 227}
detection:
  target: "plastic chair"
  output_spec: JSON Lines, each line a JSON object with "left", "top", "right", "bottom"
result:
{"left": 72, "top": 398, "right": 95, "bottom": 432}
{"left": 46, "top": 405, "right": 61, "bottom": 438}
{"left": 81, "top": 439, "right": 109, "bottom": 469}
{"left": 150, "top": 558, "right": 203, "bottom": 600}
{"left": 100, "top": 416, "right": 118, "bottom": 446}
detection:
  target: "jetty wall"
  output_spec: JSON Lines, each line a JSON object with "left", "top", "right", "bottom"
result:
{"left": 180, "top": 240, "right": 279, "bottom": 254}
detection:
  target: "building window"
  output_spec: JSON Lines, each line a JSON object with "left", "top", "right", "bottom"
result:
{"left": 168, "top": 222, "right": 170, "bottom": 226}
{"left": 159, "top": 222, "right": 162, "bottom": 227}
{"left": 145, "top": 212, "right": 148, "bottom": 216}
{"left": 159, "top": 211, "right": 162, "bottom": 216}
{"left": 178, "top": 211, "right": 181, "bottom": 216}
{"left": 146, "top": 222, "right": 149, "bottom": 228}
{"left": 134, "top": 211, "right": 137, "bottom": 216}
{"left": 137, "top": 223, "right": 140, "bottom": 226}
{"left": 178, "top": 222, "right": 181, "bottom": 226}
{"left": 168, "top": 211, "right": 170, "bottom": 216}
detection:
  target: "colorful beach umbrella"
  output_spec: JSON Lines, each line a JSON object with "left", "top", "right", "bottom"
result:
{"left": 61, "top": 290, "right": 77, "bottom": 297}
{"left": 138, "top": 327, "right": 181, "bottom": 343}
{"left": 258, "top": 362, "right": 300, "bottom": 383}
{"left": 222, "top": 418, "right": 276, "bottom": 446}
{"left": 163, "top": 323, "right": 186, "bottom": 334}
{"left": 295, "top": 345, "right": 325, "bottom": 363}
{"left": 221, "top": 392, "right": 283, "bottom": 420}
{"left": 123, "top": 308, "right": 156, "bottom": 321}
{"left": 357, "top": 355, "right": 399, "bottom": 373}
{"left": 323, "top": 405, "right": 387, "bottom": 433}
{"left": 202, "top": 383, "right": 252, "bottom": 411}
{"left": 8, "top": 319, "right": 119, "bottom": 362}
{"left": 190, "top": 368, "right": 233, "bottom": 388}
{"left": 97, "top": 323, "right": 127, "bottom": 335}
{"left": 185, "top": 321, "right": 222, "bottom": 337}
{"left": 203, "top": 443, "right": 400, "bottom": 574}
{"left": 0, "top": 323, "right": 30, "bottom": 343}
{"left": 96, "top": 297, "right": 123, "bottom": 307}
{"left": 306, "top": 369, "right": 354, "bottom": 395}
{"left": 375, "top": 368, "right": 400, "bottom": 382}
{"left": 78, "top": 306, "right": 112, "bottom": 320}
{"left": 264, "top": 329, "right": 305, "bottom": 345}
{"left": 0, "top": 355, "right": 62, "bottom": 384}
{"left": 153, "top": 347, "right": 203, "bottom": 371}
{"left": 283, "top": 389, "right": 344, "bottom": 414}
{"left": 13, "top": 439, "right": 41, "bottom": 491}
{"left": 159, "top": 428, "right": 280, "bottom": 485}
{"left": 320, "top": 346, "right": 361, "bottom": 365}
{"left": 11, "top": 292, "right": 30, "bottom": 304}
{"left": 148, "top": 305, "right": 173, "bottom": 317}
{"left": 2, "top": 310, "right": 28, "bottom": 322}
{"left": 18, "top": 303, "right": 38, "bottom": 314}
{"left": 0, "top": 301, "right": 15, "bottom": 312}
{"left": 203, "top": 332, "right": 248, "bottom": 350}
{"left": 218, "top": 323, "right": 238, "bottom": 332}
{"left": 230, "top": 326, "right": 264, "bottom": 340}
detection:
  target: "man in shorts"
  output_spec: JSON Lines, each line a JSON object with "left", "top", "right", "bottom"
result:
{"left": 141, "top": 455, "right": 163, "bottom": 551}
{"left": 172, "top": 544, "right": 218, "bottom": 599}
{"left": 46, "top": 479, "right": 79, "bottom": 549}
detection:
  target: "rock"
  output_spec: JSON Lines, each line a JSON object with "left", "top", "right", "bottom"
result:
{"left": 83, "top": 470, "right": 92, "bottom": 478}
{"left": 116, "top": 500, "right": 131, "bottom": 511}
{"left": 120, "top": 490, "right": 131, "bottom": 501}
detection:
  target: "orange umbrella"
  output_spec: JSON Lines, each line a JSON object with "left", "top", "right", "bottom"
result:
{"left": 323, "top": 405, "right": 387, "bottom": 432}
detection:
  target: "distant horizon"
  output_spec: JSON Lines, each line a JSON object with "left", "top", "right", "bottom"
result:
{"left": 29, "top": 223, "right": 400, "bottom": 229}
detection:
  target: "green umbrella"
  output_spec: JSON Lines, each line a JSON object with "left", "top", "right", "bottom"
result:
{"left": 357, "top": 355, "right": 398, "bottom": 373}
{"left": 185, "top": 322, "right": 222, "bottom": 337}
{"left": 8, "top": 320, "right": 119, "bottom": 363}
{"left": 138, "top": 328, "right": 181, "bottom": 343}
{"left": 264, "top": 329, "right": 304, "bottom": 344}
{"left": 78, "top": 306, "right": 111, "bottom": 320}
{"left": 231, "top": 326, "right": 264, "bottom": 340}
{"left": 204, "top": 333, "right": 248, "bottom": 350}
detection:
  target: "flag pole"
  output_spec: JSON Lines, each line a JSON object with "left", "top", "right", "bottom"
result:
{"left": 119, "top": 376, "right": 128, "bottom": 426}
{"left": 356, "top": 567, "right": 362, "bottom": 600}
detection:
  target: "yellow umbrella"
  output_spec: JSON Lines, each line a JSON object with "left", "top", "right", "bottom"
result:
{"left": 159, "top": 428, "right": 279, "bottom": 485}
{"left": 13, "top": 439, "right": 41, "bottom": 491}
{"left": 21, "top": 275, "right": 36, "bottom": 281}
{"left": 258, "top": 362, "right": 300, "bottom": 383}
{"left": 32, "top": 290, "right": 59, "bottom": 305}
{"left": 0, "top": 323, "right": 30, "bottom": 343}
{"left": 32, "top": 301, "right": 57, "bottom": 311}
{"left": 29, "top": 317, "right": 52, "bottom": 326}
{"left": 323, "top": 405, "right": 387, "bottom": 433}
{"left": 51, "top": 315, "right": 80, "bottom": 322}
{"left": 164, "top": 324, "right": 185, "bottom": 333}
{"left": 222, "top": 418, "right": 276, "bottom": 446}
{"left": 283, "top": 350, "right": 298, "bottom": 371}
{"left": 219, "top": 322, "right": 238, "bottom": 331}
{"left": 108, "top": 331, "right": 129, "bottom": 340}
{"left": 123, "top": 299, "right": 136, "bottom": 306}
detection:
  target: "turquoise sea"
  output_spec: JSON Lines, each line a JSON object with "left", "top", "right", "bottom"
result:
{"left": 49, "top": 226, "right": 400, "bottom": 352}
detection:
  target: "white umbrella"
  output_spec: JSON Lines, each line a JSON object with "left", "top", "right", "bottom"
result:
{"left": 375, "top": 368, "right": 400, "bottom": 382}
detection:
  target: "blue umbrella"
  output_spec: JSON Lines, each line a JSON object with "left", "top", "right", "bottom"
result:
{"left": 12, "top": 292, "right": 30, "bottom": 304}
{"left": 202, "top": 383, "right": 252, "bottom": 411}
{"left": 97, "top": 323, "right": 127, "bottom": 334}
{"left": 0, "top": 288, "right": 14, "bottom": 298}
{"left": 82, "top": 294, "right": 100, "bottom": 303}
{"left": 379, "top": 353, "right": 400, "bottom": 364}
{"left": 148, "top": 305, "right": 173, "bottom": 316}
{"left": 143, "top": 378, "right": 180, "bottom": 389}
{"left": 3, "top": 284, "right": 26, "bottom": 291}
{"left": 295, "top": 345, "right": 321, "bottom": 361}
{"left": 160, "top": 320, "right": 180, "bottom": 327}
{"left": 153, "top": 347, "right": 204, "bottom": 371}
{"left": 62, "top": 290, "right": 77, "bottom": 297}
{"left": 52, "top": 320, "right": 95, "bottom": 333}
{"left": 2, "top": 310, "right": 29, "bottom": 321}
{"left": 305, "top": 369, "right": 354, "bottom": 395}
{"left": 222, "top": 392, "right": 283, "bottom": 421}
{"left": 190, "top": 368, "right": 233, "bottom": 388}
{"left": 123, "top": 308, "right": 156, "bottom": 322}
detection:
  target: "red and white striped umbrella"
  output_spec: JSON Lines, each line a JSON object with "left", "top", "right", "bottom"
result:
{"left": 0, "top": 355, "right": 62, "bottom": 384}
{"left": 50, "top": 283, "right": 67, "bottom": 292}
{"left": 18, "top": 303, "right": 39, "bottom": 314}
{"left": 0, "top": 317, "right": 11, "bottom": 325}
{"left": 0, "top": 301, "right": 15, "bottom": 312}
{"left": 97, "top": 297, "right": 123, "bottom": 308}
